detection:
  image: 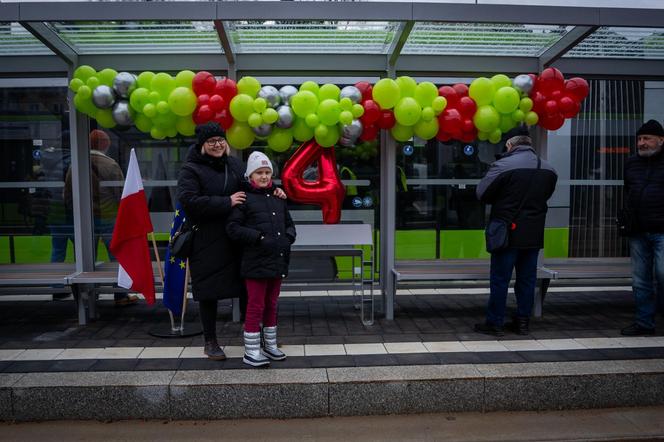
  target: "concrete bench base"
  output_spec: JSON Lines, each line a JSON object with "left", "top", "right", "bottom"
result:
{"left": 2, "top": 359, "right": 663, "bottom": 421}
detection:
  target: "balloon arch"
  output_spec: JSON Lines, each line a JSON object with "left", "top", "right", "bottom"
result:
{"left": 69, "top": 66, "right": 588, "bottom": 223}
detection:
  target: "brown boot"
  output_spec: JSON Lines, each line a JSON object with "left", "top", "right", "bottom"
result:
{"left": 204, "top": 340, "right": 226, "bottom": 361}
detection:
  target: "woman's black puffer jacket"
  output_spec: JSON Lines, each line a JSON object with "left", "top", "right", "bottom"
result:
{"left": 226, "top": 182, "right": 296, "bottom": 279}
{"left": 176, "top": 145, "right": 245, "bottom": 300}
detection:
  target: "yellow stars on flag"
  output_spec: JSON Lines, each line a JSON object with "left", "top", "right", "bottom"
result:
{"left": 179, "top": 260, "right": 186, "bottom": 269}
{"left": 169, "top": 256, "right": 175, "bottom": 264}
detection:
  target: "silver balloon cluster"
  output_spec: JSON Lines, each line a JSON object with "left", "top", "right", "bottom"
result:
{"left": 340, "top": 85, "right": 362, "bottom": 104}
{"left": 251, "top": 85, "right": 297, "bottom": 137}
{"left": 339, "top": 119, "right": 363, "bottom": 147}
{"left": 512, "top": 74, "right": 534, "bottom": 95}
{"left": 91, "top": 72, "right": 137, "bottom": 127}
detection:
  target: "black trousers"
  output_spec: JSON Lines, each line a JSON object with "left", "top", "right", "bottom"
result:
{"left": 198, "top": 295, "right": 247, "bottom": 341}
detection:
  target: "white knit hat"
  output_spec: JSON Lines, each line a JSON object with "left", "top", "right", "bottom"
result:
{"left": 245, "top": 151, "right": 273, "bottom": 178}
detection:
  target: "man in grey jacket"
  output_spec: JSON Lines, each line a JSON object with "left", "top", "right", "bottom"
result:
{"left": 474, "top": 126, "right": 558, "bottom": 336}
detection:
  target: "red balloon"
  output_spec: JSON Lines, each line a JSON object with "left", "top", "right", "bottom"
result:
{"left": 193, "top": 105, "right": 213, "bottom": 124}
{"left": 559, "top": 96, "right": 580, "bottom": 119}
{"left": 457, "top": 96, "right": 477, "bottom": 117}
{"left": 438, "top": 86, "right": 459, "bottom": 107}
{"left": 360, "top": 124, "right": 379, "bottom": 142}
{"left": 440, "top": 109, "right": 462, "bottom": 135}
{"left": 460, "top": 130, "right": 476, "bottom": 143}
{"left": 538, "top": 67, "right": 565, "bottom": 95}
{"left": 197, "top": 94, "right": 210, "bottom": 107}
{"left": 452, "top": 83, "right": 469, "bottom": 97}
{"left": 209, "top": 94, "right": 225, "bottom": 112}
{"left": 192, "top": 71, "right": 216, "bottom": 96}
{"left": 355, "top": 81, "right": 374, "bottom": 102}
{"left": 528, "top": 73, "right": 538, "bottom": 94}
{"left": 214, "top": 77, "right": 238, "bottom": 103}
{"left": 462, "top": 118, "right": 475, "bottom": 133}
{"left": 531, "top": 91, "right": 547, "bottom": 114}
{"left": 281, "top": 141, "right": 346, "bottom": 224}
{"left": 544, "top": 100, "right": 559, "bottom": 116}
{"left": 376, "top": 110, "right": 396, "bottom": 129}
{"left": 214, "top": 109, "right": 233, "bottom": 130}
{"left": 436, "top": 129, "right": 452, "bottom": 142}
{"left": 360, "top": 100, "right": 380, "bottom": 125}
{"left": 540, "top": 113, "right": 565, "bottom": 131}
{"left": 565, "top": 77, "right": 590, "bottom": 101}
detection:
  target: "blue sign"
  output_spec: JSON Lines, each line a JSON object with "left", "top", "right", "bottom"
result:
{"left": 403, "top": 144, "right": 414, "bottom": 156}
{"left": 463, "top": 145, "right": 475, "bottom": 156}
{"left": 351, "top": 197, "right": 363, "bottom": 208}
{"left": 362, "top": 196, "right": 373, "bottom": 208}
{"left": 32, "top": 149, "right": 41, "bottom": 160}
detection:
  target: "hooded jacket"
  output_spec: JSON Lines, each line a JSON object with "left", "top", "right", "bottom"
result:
{"left": 226, "top": 181, "right": 296, "bottom": 279}
{"left": 623, "top": 148, "right": 664, "bottom": 233}
{"left": 176, "top": 145, "right": 246, "bottom": 300}
{"left": 476, "top": 145, "right": 558, "bottom": 249}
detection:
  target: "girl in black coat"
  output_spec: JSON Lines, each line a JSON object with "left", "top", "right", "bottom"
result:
{"left": 227, "top": 151, "right": 296, "bottom": 367}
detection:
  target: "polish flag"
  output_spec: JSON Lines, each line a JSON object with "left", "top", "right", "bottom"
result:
{"left": 110, "top": 148, "right": 155, "bottom": 305}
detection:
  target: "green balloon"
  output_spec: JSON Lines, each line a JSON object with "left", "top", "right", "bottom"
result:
{"left": 524, "top": 111, "right": 539, "bottom": 126}
{"left": 175, "top": 70, "right": 196, "bottom": 88}
{"left": 152, "top": 112, "right": 176, "bottom": 130}
{"left": 432, "top": 96, "right": 447, "bottom": 114}
{"left": 499, "top": 114, "right": 516, "bottom": 133}
{"left": 226, "top": 121, "right": 256, "bottom": 150}
{"left": 493, "top": 86, "right": 520, "bottom": 114}
{"left": 314, "top": 124, "right": 329, "bottom": 139}
{"left": 421, "top": 106, "right": 434, "bottom": 122}
{"left": 390, "top": 123, "right": 414, "bottom": 142}
{"left": 372, "top": 78, "right": 400, "bottom": 110}
{"left": 292, "top": 117, "right": 314, "bottom": 142}
{"left": 305, "top": 113, "right": 320, "bottom": 128}
{"left": 248, "top": 112, "right": 263, "bottom": 128}
{"left": 489, "top": 129, "right": 502, "bottom": 144}
{"left": 299, "top": 81, "right": 319, "bottom": 95}
{"left": 413, "top": 118, "right": 439, "bottom": 140}
{"left": 74, "top": 93, "right": 96, "bottom": 116}
{"left": 519, "top": 97, "right": 534, "bottom": 113}
{"left": 77, "top": 85, "right": 92, "bottom": 99}
{"left": 339, "top": 110, "right": 353, "bottom": 125}
{"left": 237, "top": 76, "right": 261, "bottom": 98}
{"left": 414, "top": 82, "right": 438, "bottom": 108}
{"left": 473, "top": 105, "right": 500, "bottom": 132}
{"left": 478, "top": 131, "right": 490, "bottom": 141}
{"left": 137, "top": 71, "right": 155, "bottom": 89}
{"left": 394, "top": 97, "right": 421, "bottom": 126}
{"left": 168, "top": 87, "right": 197, "bottom": 116}
{"left": 267, "top": 127, "right": 294, "bottom": 152}
{"left": 291, "top": 91, "right": 319, "bottom": 118}
{"left": 512, "top": 109, "right": 525, "bottom": 122}
{"left": 86, "top": 76, "right": 100, "bottom": 90}
{"left": 318, "top": 83, "right": 340, "bottom": 101}
{"left": 96, "top": 109, "right": 117, "bottom": 129}
{"left": 491, "top": 74, "right": 512, "bottom": 90}
{"left": 351, "top": 103, "right": 364, "bottom": 118}
{"left": 253, "top": 97, "right": 267, "bottom": 113}
{"left": 130, "top": 88, "right": 150, "bottom": 113}
{"left": 151, "top": 73, "right": 176, "bottom": 97}
{"left": 229, "top": 94, "right": 255, "bottom": 122}
{"left": 395, "top": 76, "right": 417, "bottom": 98}
{"left": 157, "top": 101, "right": 170, "bottom": 114}
{"left": 176, "top": 116, "right": 196, "bottom": 136}
{"left": 262, "top": 108, "right": 278, "bottom": 124}
{"left": 339, "top": 97, "right": 353, "bottom": 111}
{"left": 143, "top": 103, "right": 157, "bottom": 118}
{"left": 134, "top": 114, "right": 153, "bottom": 133}
{"left": 166, "top": 126, "right": 178, "bottom": 139}
{"left": 73, "top": 65, "right": 96, "bottom": 82}
{"left": 98, "top": 68, "right": 118, "bottom": 87}
{"left": 469, "top": 77, "right": 495, "bottom": 106}
{"left": 314, "top": 124, "right": 339, "bottom": 148}
{"left": 69, "top": 78, "right": 84, "bottom": 92}
{"left": 151, "top": 127, "right": 166, "bottom": 140}
{"left": 318, "top": 99, "right": 341, "bottom": 126}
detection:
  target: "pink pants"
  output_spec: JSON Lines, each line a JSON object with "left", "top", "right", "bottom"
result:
{"left": 244, "top": 278, "right": 282, "bottom": 333}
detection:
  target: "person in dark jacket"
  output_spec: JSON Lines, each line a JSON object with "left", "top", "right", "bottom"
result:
{"left": 474, "top": 125, "right": 558, "bottom": 336}
{"left": 227, "top": 151, "right": 296, "bottom": 367}
{"left": 620, "top": 119, "right": 664, "bottom": 336}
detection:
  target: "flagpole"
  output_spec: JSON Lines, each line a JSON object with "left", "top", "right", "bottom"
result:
{"left": 180, "top": 260, "right": 190, "bottom": 329}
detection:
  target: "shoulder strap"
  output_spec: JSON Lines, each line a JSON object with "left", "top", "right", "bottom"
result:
{"left": 511, "top": 156, "right": 541, "bottom": 222}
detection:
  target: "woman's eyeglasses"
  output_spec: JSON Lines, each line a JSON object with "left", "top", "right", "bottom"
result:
{"left": 206, "top": 138, "right": 225, "bottom": 147}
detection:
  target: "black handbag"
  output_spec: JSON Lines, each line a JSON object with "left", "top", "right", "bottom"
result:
{"left": 485, "top": 157, "right": 541, "bottom": 253}
{"left": 169, "top": 221, "right": 197, "bottom": 259}
{"left": 616, "top": 208, "right": 634, "bottom": 237}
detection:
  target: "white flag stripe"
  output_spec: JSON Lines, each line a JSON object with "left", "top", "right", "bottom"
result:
{"left": 117, "top": 264, "right": 133, "bottom": 290}
{"left": 120, "top": 148, "right": 144, "bottom": 199}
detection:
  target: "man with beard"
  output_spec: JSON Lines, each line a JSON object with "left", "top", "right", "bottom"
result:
{"left": 621, "top": 119, "right": 664, "bottom": 336}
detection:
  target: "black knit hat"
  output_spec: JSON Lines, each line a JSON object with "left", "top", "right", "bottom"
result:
{"left": 636, "top": 119, "right": 664, "bottom": 137}
{"left": 505, "top": 124, "right": 530, "bottom": 140}
{"left": 196, "top": 122, "right": 225, "bottom": 146}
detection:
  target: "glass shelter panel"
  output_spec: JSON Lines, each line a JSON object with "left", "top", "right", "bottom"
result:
{"left": 0, "top": 22, "right": 53, "bottom": 56}
{"left": 566, "top": 27, "right": 664, "bottom": 59}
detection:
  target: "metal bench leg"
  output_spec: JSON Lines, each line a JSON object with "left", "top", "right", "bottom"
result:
{"left": 87, "top": 286, "right": 98, "bottom": 320}
{"left": 385, "top": 271, "right": 395, "bottom": 320}
{"left": 72, "top": 284, "right": 87, "bottom": 326}
{"left": 533, "top": 278, "right": 551, "bottom": 318}
{"left": 232, "top": 298, "right": 240, "bottom": 322}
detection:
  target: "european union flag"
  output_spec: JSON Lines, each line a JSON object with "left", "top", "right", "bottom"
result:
{"left": 163, "top": 203, "right": 187, "bottom": 317}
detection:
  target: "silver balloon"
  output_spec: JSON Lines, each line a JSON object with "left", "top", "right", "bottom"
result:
{"left": 252, "top": 123, "right": 273, "bottom": 137}
{"left": 339, "top": 136, "right": 355, "bottom": 147}
{"left": 111, "top": 100, "right": 134, "bottom": 126}
{"left": 92, "top": 85, "right": 116, "bottom": 109}
{"left": 340, "top": 86, "right": 362, "bottom": 104}
{"left": 279, "top": 85, "right": 298, "bottom": 105}
{"left": 113, "top": 72, "right": 137, "bottom": 98}
{"left": 258, "top": 86, "right": 281, "bottom": 108}
{"left": 512, "top": 74, "right": 534, "bottom": 95}
{"left": 341, "top": 119, "right": 363, "bottom": 140}
{"left": 275, "top": 105, "right": 294, "bottom": 129}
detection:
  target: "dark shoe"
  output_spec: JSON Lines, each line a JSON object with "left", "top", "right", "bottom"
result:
{"left": 474, "top": 322, "right": 504, "bottom": 337}
{"left": 505, "top": 316, "right": 530, "bottom": 335}
{"left": 114, "top": 294, "right": 139, "bottom": 306}
{"left": 204, "top": 341, "right": 227, "bottom": 361}
{"left": 620, "top": 323, "right": 655, "bottom": 336}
